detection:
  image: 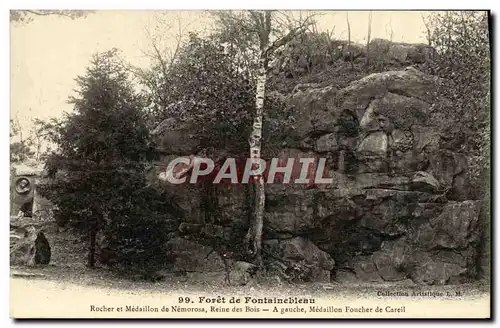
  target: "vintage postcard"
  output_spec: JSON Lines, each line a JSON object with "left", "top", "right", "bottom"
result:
{"left": 9, "top": 9, "right": 491, "bottom": 319}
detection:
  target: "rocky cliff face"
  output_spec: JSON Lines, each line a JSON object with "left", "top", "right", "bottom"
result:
{"left": 151, "top": 66, "right": 488, "bottom": 285}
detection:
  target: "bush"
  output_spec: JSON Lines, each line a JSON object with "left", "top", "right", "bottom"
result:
{"left": 104, "top": 186, "right": 179, "bottom": 272}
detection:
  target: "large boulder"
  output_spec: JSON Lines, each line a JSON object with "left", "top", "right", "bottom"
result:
{"left": 151, "top": 118, "right": 201, "bottom": 155}
{"left": 428, "top": 150, "right": 468, "bottom": 188}
{"left": 151, "top": 66, "right": 487, "bottom": 286}
{"left": 338, "top": 67, "right": 441, "bottom": 123}
{"left": 263, "top": 237, "right": 335, "bottom": 283}
{"left": 165, "top": 237, "right": 225, "bottom": 273}
{"left": 409, "top": 171, "right": 440, "bottom": 193}
{"left": 358, "top": 92, "right": 431, "bottom": 132}
{"left": 227, "top": 261, "right": 258, "bottom": 286}
{"left": 264, "top": 187, "right": 363, "bottom": 248}
{"left": 341, "top": 200, "right": 482, "bottom": 284}
{"left": 371, "top": 238, "right": 475, "bottom": 285}
{"left": 10, "top": 219, "right": 51, "bottom": 266}
{"left": 369, "top": 39, "right": 435, "bottom": 65}
{"left": 424, "top": 201, "right": 481, "bottom": 249}
{"left": 285, "top": 85, "right": 342, "bottom": 138}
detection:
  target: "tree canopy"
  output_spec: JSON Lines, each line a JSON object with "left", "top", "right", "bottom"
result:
{"left": 10, "top": 10, "right": 93, "bottom": 24}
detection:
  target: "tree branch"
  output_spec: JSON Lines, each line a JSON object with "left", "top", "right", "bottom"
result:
{"left": 151, "top": 39, "right": 169, "bottom": 81}
{"left": 249, "top": 10, "right": 266, "bottom": 51}
{"left": 168, "top": 18, "right": 184, "bottom": 68}
{"left": 264, "top": 16, "right": 313, "bottom": 58}
{"left": 25, "top": 10, "right": 53, "bottom": 16}
{"left": 25, "top": 10, "right": 91, "bottom": 18}
{"left": 264, "top": 11, "right": 272, "bottom": 45}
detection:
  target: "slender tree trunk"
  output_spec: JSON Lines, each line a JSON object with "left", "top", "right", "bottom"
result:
{"left": 425, "top": 26, "right": 432, "bottom": 47}
{"left": 366, "top": 11, "right": 373, "bottom": 67}
{"left": 346, "top": 12, "right": 354, "bottom": 69}
{"left": 87, "top": 219, "right": 97, "bottom": 268}
{"left": 35, "top": 136, "right": 41, "bottom": 161}
{"left": 245, "top": 57, "right": 267, "bottom": 267}
{"left": 244, "top": 10, "right": 310, "bottom": 268}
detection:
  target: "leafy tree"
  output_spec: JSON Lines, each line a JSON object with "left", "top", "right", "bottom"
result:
{"left": 10, "top": 118, "right": 34, "bottom": 163}
{"left": 139, "top": 11, "right": 313, "bottom": 268}
{"left": 140, "top": 11, "right": 313, "bottom": 267}
{"left": 10, "top": 141, "right": 34, "bottom": 163}
{"left": 10, "top": 10, "right": 93, "bottom": 24}
{"left": 210, "top": 11, "right": 262, "bottom": 77}
{"left": 213, "top": 10, "right": 313, "bottom": 267}
{"left": 422, "top": 11, "right": 490, "bottom": 280}
{"left": 122, "top": 14, "right": 188, "bottom": 129}
{"left": 10, "top": 117, "right": 59, "bottom": 163}
{"left": 422, "top": 11, "right": 490, "bottom": 199}
{"left": 138, "top": 32, "right": 257, "bottom": 151}
{"left": 423, "top": 11, "right": 490, "bottom": 154}
{"left": 38, "top": 50, "right": 172, "bottom": 269}
{"left": 10, "top": 119, "right": 20, "bottom": 138}
{"left": 22, "top": 118, "right": 55, "bottom": 161}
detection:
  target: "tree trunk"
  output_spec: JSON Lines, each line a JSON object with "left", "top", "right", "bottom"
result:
{"left": 366, "top": 11, "right": 373, "bottom": 67}
{"left": 346, "top": 13, "right": 354, "bottom": 70}
{"left": 245, "top": 57, "right": 267, "bottom": 267}
{"left": 87, "top": 220, "right": 97, "bottom": 268}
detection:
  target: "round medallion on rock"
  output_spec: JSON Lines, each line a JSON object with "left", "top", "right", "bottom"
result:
{"left": 15, "top": 178, "right": 31, "bottom": 194}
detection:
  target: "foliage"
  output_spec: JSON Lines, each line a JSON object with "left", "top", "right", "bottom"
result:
{"left": 10, "top": 117, "right": 59, "bottom": 163}
{"left": 285, "top": 260, "right": 316, "bottom": 282}
{"left": 37, "top": 50, "right": 174, "bottom": 269}
{"left": 10, "top": 141, "right": 34, "bottom": 163}
{"left": 140, "top": 12, "right": 315, "bottom": 152}
{"left": 10, "top": 119, "right": 32, "bottom": 163}
{"left": 210, "top": 11, "right": 262, "bottom": 75}
{"left": 210, "top": 11, "right": 314, "bottom": 73}
{"left": 422, "top": 11, "right": 490, "bottom": 196}
{"left": 104, "top": 185, "right": 178, "bottom": 272}
{"left": 10, "top": 119, "right": 20, "bottom": 138}
{"left": 423, "top": 11, "right": 490, "bottom": 156}
{"left": 269, "top": 30, "right": 346, "bottom": 82}
{"left": 28, "top": 11, "right": 491, "bottom": 276}
{"left": 143, "top": 33, "right": 256, "bottom": 151}
{"left": 10, "top": 10, "right": 93, "bottom": 24}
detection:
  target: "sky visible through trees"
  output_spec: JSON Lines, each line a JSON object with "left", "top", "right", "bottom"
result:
{"left": 11, "top": 10, "right": 433, "bottom": 139}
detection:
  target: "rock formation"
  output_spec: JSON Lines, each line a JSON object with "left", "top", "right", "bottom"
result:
{"left": 10, "top": 216, "right": 52, "bottom": 266}
{"left": 151, "top": 64, "right": 488, "bottom": 285}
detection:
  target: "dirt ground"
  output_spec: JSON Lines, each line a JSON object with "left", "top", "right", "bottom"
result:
{"left": 9, "top": 228, "right": 491, "bottom": 319}
{"left": 10, "top": 264, "right": 491, "bottom": 319}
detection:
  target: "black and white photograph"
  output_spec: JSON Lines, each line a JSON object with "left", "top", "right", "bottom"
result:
{"left": 8, "top": 8, "right": 491, "bottom": 319}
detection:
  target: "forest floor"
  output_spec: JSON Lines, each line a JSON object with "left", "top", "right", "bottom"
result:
{"left": 10, "top": 263, "right": 491, "bottom": 298}
{"left": 9, "top": 226, "right": 491, "bottom": 318}
{"left": 10, "top": 225, "right": 491, "bottom": 299}
{"left": 9, "top": 264, "right": 491, "bottom": 319}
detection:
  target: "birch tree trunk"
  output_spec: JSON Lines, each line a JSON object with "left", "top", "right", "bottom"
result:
{"left": 242, "top": 10, "right": 273, "bottom": 268}
{"left": 243, "top": 10, "right": 311, "bottom": 268}
{"left": 245, "top": 56, "right": 267, "bottom": 267}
